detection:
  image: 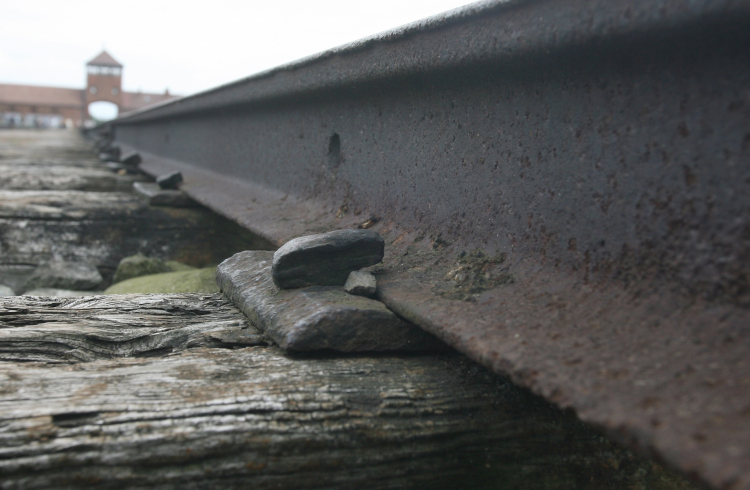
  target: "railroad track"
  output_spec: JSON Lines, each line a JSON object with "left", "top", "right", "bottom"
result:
{"left": 102, "top": 1, "right": 750, "bottom": 489}
{"left": 4, "top": 0, "right": 750, "bottom": 487}
{"left": 0, "top": 130, "right": 696, "bottom": 489}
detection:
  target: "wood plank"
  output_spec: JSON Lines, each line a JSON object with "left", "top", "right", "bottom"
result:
{"left": 0, "top": 130, "right": 100, "bottom": 167}
{"left": 0, "top": 164, "right": 142, "bottom": 192}
{"left": 0, "top": 190, "right": 272, "bottom": 292}
{"left": 0, "top": 293, "right": 696, "bottom": 489}
{"left": 0, "top": 293, "right": 266, "bottom": 362}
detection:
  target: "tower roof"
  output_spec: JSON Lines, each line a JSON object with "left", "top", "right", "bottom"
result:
{"left": 86, "top": 50, "right": 123, "bottom": 68}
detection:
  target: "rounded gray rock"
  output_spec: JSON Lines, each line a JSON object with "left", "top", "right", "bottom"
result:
{"left": 0, "top": 284, "right": 15, "bottom": 297}
{"left": 272, "top": 229, "right": 384, "bottom": 289}
{"left": 24, "top": 260, "right": 103, "bottom": 291}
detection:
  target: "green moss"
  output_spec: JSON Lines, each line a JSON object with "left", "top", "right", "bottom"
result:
{"left": 104, "top": 267, "right": 219, "bottom": 294}
{"left": 112, "top": 255, "right": 197, "bottom": 285}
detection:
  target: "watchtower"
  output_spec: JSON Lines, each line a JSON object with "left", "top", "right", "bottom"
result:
{"left": 85, "top": 51, "right": 123, "bottom": 111}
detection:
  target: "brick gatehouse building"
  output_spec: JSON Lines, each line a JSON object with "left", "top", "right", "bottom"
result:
{"left": 0, "top": 50, "right": 179, "bottom": 128}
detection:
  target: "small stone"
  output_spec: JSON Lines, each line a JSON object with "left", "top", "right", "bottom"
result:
{"left": 344, "top": 270, "right": 377, "bottom": 297}
{"left": 24, "top": 260, "right": 103, "bottom": 291}
{"left": 272, "top": 229, "right": 384, "bottom": 289}
{"left": 119, "top": 151, "right": 142, "bottom": 166}
{"left": 112, "top": 254, "right": 171, "bottom": 284}
{"left": 156, "top": 171, "right": 183, "bottom": 189}
{"left": 0, "top": 284, "right": 15, "bottom": 296}
{"left": 23, "top": 288, "right": 97, "bottom": 297}
{"left": 218, "top": 251, "right": 443, "bottom": 352}
{"left": 133, "top": 182, "right": 194, "bottom": 207}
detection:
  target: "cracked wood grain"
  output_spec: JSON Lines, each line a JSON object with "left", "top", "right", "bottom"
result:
{"left": 0, "top": 344, "right": 692, "bottom": 490}
{"left": 0, "top": 293, "right": 698, "bottom": 490}
{"left": 0, "top": 164, "right": 143, "bottom": 192}
{"left": 0, "top": 293, "right": 267, "bottom": 362}
{"left": 0, "top": 190, "right": 270, "bottom": 291}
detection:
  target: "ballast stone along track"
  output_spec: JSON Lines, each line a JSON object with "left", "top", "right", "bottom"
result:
{"left": 102, "top": 1, "right": 750, "bottom": 488}
{"left": 215, "top": 230, "right": 445, "bottom": 353}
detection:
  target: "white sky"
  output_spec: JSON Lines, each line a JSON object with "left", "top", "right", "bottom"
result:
{"left": 1, "top": 0, "right": 475, "bottom": 97}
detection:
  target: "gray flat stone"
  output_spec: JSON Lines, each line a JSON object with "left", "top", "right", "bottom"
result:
{"left": 344, "top": 270, "right": 377, "bottom": 297}
{"left": 0, "top": 265, "right": 35, "bottom": 295}
{"left": 0, "top": 285, "right": 15, "bottom": 297}
{"left": 24, "top": 260, "right": 103, "bottom": 291}
{"left": 218, "top": 251, "right": 443, "bottom": 352}
{"left": 156, "top": 171, "right": 183, "bottom": 189}
{"left": 23, "top": 288, "right": 98, "bottom": 297}
{"left": 133, "top": 182, "right": 194, "bottom": 207}
{"left": 272, "top": 229, "right": 384, "bottom": 289}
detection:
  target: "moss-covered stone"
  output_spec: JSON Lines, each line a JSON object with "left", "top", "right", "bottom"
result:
{"left": 112, "top": 255, "right": 197, "bottom": 284}
{"left": 112, "top": 254, "right": 170, "bottom": 284}
{"left": 104, "top": 267, "right": 218, "bottom": 294}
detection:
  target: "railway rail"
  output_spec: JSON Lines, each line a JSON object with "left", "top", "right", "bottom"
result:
{"left": 94, "top": 0, "right": 750, "bottom": 488}
{"left": 0, "top": 130, "right": 699, "bottom": 489}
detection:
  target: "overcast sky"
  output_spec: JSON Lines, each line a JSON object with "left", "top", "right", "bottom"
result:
{"left": 1, "top": 0, "right": 475, "bottom": 97}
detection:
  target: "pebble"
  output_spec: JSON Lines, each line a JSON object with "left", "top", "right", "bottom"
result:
{"left": 0, "top": 284, "right": 15, "bottom": 296}
{"left": 272, "top": 229, "right": 384, "bottom": 289}
{"left": 119, "top": 151, "right": 142, "bottom": 166}
{"left": 156, "top": 171, "right": 183, "bottom": 189}
{"left": 344, "top": 270, "right": 377, "bottom": 297}
{"left": 24, "top": 260, "right": 103, "bottom": 291}
{"left": 218, "top": 251, "right": 443, "bottom": 352}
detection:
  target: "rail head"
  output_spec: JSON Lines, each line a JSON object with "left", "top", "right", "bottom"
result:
{"left": 112, "top": 0, "right": 750, "bottom": 124}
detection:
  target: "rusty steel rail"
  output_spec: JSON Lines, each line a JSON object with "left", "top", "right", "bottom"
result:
{"left": 104, "top": 1, "right": 750, "bottom": 488}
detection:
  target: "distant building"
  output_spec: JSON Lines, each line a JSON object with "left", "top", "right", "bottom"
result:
{"left": 0, "top": 50, "right": 180, "bottom": 128}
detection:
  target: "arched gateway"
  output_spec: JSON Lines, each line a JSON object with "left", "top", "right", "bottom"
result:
{"left": 86, "top": 51, "right": 124, "bottom": 110}
{"left": 0, "top": 50, "right": 179, "bottom": 128}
